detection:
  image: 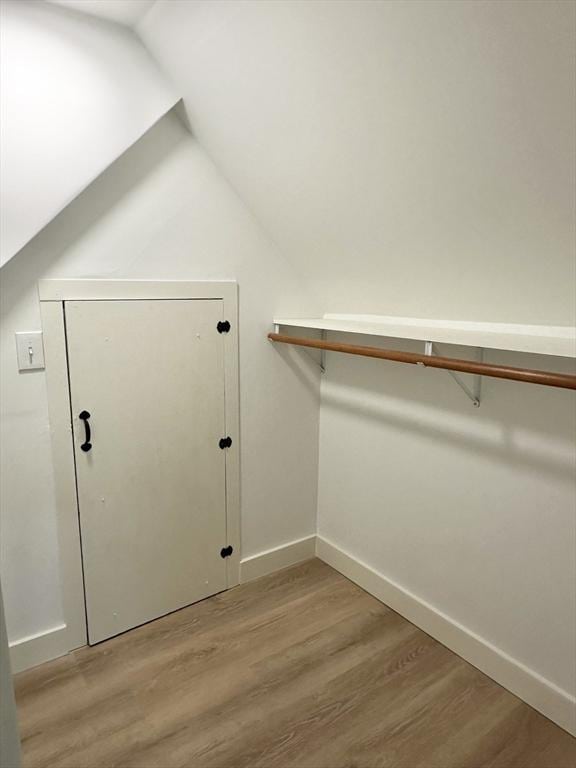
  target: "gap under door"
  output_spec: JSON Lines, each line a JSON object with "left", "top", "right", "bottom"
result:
{"left": 65, "top": 299, "right": 229, "bottom": 644}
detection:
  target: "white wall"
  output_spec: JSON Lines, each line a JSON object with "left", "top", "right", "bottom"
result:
{"left": 317, "top": 337, "right": 576, "bottom": 698}
{"left": 2, "top": 0, "right": 573, "bottom": 734}
{"left": 49, "top": 1, "right": 156, "bottom": 28}
{"left": 0, "top": 110, "right": 321, "bottom": 646}
{"left": 0, "top": 584, "right": 20, "bottom": 768}
{"left": 0, "top": 0, "right": 178, "bottom": 266}
{"left": 139, "top": 0, "right": 576, "bottom": 326}
{"left": 139, "top": 0, "right": 576, "bottom": 727}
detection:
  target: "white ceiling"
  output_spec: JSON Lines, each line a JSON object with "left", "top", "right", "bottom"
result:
{"left": 1, "top": 0, "right": 178, "bottom": 264}
{"left": 140, "top": 0, "right": 576, "bottom": 326}
{"left": 48, "top": 0, "right": 156, "bottom": 28}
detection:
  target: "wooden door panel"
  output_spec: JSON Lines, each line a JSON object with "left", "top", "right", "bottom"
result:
{"left": 65, "top": 299, "right": 227, "bottom": 644}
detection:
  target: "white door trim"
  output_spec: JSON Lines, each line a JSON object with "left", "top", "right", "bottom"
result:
{"left": 39, "top": 280, "right": 240, "bottom": 657}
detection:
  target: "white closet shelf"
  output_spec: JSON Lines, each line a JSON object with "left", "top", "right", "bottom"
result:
{"left": 272, "top": 314, "right": 576, "bottom": 358}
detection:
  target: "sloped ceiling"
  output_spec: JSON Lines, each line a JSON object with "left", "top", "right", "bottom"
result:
{"left": 0, "top": 0, "right": 178, "bottom": 266}
{"left": 48, "top": 0, "right": 156, "bottom": 28}
{"left": 139, "top": 0, "right": 576, "bottom": 326}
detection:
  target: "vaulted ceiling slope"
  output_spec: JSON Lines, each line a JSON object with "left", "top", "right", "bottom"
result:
{"left": 0, "top": 0, "right": 178, "bottom": 266}
{"left": 139, "top": 0, "right": 576, "bottom": 326}
{"left": 49, "top": 0, "right": 156, "bottom": 28}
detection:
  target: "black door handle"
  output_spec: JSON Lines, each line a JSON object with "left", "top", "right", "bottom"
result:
{"left": 79, "top": 410, "right": 92, "bottom": 452}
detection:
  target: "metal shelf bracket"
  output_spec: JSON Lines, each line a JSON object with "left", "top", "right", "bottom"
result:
{"left": 319, "top": 330, "right": 326, "bottom": 373}
{"left": 424, "top": 341, "right": 483, "bottom": 407}
{"left": 272, "top": 324, "right": 326, "bottom": 373}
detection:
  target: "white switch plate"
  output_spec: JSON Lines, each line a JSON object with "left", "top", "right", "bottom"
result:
{"left": 15, "top": 331, "right": 45, "bottom": 371}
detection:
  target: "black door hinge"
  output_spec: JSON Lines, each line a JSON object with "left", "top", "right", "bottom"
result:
{"left": 220, "top": 545, "right": 234, "bottom": 559}
{"left": 217, "top": 320, "right": 231, "bottom": 334}
{"left": 219, "top": 436, "right": 232, "bottom": 449}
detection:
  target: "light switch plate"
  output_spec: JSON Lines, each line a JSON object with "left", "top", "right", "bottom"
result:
{"left": 15, "top": 331, "right": 45, "bottom": 371}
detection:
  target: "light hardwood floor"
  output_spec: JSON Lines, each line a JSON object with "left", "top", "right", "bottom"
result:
{"left": 15, "top": 559, "right": 576, "bottom": 768}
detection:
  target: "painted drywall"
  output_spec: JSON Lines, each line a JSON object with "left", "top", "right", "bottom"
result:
{"left": 0, "top": 585, "right": 21, "bottom": 768}
{"left": 2, "top": 0, "right": 574, "bottom": 729}
{"left": 317, "top": 336, "right": 576, "bottom": 701}
{"left": 49, "top": 1, "right": 156, "bottom": 28}
{"left": 0, "top": 0, "right": 178, "bottom": 266}
{"left": 139, "top": 0, "right": 576, "bottom": 719}
{"left": 139, "top": 0, "right": 575, "bottom": 326}
{"left": 0, "top": 109, "right": 321, "bottom": 647}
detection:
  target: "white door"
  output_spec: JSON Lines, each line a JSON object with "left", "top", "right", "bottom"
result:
{"left": 65, "top": 299, "right": 229, "bottom": 644}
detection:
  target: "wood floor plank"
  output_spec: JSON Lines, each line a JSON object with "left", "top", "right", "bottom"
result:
{"left": 14, "top": 559, "right": 576, "bottom": 768}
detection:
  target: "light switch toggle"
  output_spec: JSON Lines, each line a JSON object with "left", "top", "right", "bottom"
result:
{"left": 16, "top": 331, "right": 45, "bottom": 371}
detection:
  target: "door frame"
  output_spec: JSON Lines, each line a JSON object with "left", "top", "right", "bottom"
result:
{"left": 39, "top": 280, "right": 241, "bottom": 653}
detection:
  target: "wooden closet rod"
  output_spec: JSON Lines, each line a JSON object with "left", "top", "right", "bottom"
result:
{"left": 267, "top": 333, "right": 576, "bottom": 390}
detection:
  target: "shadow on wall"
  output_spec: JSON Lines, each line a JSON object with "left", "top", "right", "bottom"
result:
{"left": 268, "top": 330, "right": 326, "bottom": 400}
{"left": 319, "top": 333, "right": 575, "bottom": 484}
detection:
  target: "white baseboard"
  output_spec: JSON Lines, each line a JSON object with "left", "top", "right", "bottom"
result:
{"left": 10, "top": 538, "right": 574, "bottom": 736}
{"left": 240, "top": 535, "right": 317, "bottom": 583}
{"left": 316, "top": 535, "right": 576, "bottom": 736}
{"left": 10, "top": 536, "right": 317, "bottom": 673}
{"left": 9, "top": 624, "right": 70, "bottom": 674}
